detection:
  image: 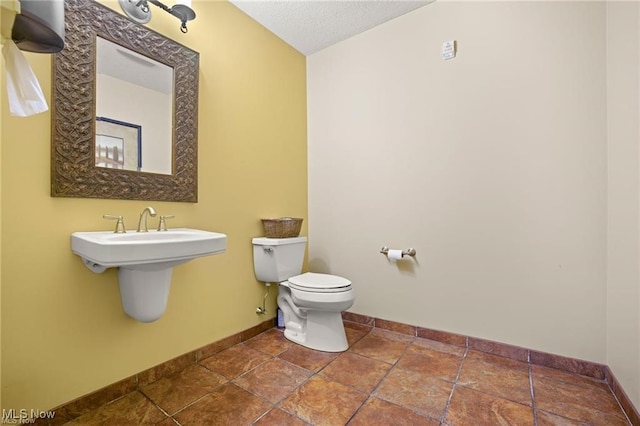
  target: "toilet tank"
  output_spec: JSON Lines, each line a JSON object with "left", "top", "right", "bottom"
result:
{"left": 252, "top": 236, "right": 307, "bottom": 283}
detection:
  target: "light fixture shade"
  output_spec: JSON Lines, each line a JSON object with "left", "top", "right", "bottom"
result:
{"left": 172, "top": 0, "right": 196, "bottom": 21}
{"left": 118, "top": 0, "right": 151, "bottom": 24}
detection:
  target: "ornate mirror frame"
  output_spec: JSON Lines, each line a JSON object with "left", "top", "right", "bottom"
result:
{"left": 52, "top": 0, "right": 199, "bottom": 202}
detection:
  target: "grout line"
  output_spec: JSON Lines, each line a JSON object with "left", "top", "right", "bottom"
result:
{"left": 440, "top": 346, "right": 469, "bottom": 424}
{"left": 138, "top": 388, "right": 182, "bottom": 425}
{"left": 606, "top": 382, "right": 634, "bottom": 425}
{"left": 605, "top": 366, "right": 637, "bottom": 425}
{"left": 528, "top": 350, "right": 538, "bottom": 426}
{"left": 169, "top": 391, "right": 213, "bottom": 418}
{"left": 279, "top": 327, "right": 374, "bottom": 424}
{"left": 343, "top": 395, "right": 372, "bottom": 424}
{"left": 343, "top": 328, "right": 416, "bottom": 423}
{"left": 230, "top": 376, "right": 285, "bottom": 423}
{"left": 252, "top": 409, "right": 274, "bottom": 424}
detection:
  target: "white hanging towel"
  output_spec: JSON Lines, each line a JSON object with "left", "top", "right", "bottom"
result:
{"left": 2, "top": 39, "right": 48, "bottom": 117}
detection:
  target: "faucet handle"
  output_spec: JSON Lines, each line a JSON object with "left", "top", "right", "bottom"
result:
{"left": 157, "top": 215, "right": 175, "bottom": 232}
{"left": 103, "top": 214, "right": 126, "bottom": 233}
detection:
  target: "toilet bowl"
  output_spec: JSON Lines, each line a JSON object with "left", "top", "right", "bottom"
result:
{"left": 278, "top": 272, "right": 354, "bottom": 352}
{"left": 252, "top": 237, "right": 355, "bottom": 352}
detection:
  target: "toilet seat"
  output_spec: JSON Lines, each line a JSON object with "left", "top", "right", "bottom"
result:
{"left": 288, "top": 272, "right": 352, "bottom": 293}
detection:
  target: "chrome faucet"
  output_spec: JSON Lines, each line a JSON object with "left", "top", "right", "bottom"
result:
{"left": 137, "top": 206, "right": 157, "bottom": 232}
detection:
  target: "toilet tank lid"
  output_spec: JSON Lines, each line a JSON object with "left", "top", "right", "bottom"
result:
{"left": 252, "top": 236, "right": 307, "bottom": 245}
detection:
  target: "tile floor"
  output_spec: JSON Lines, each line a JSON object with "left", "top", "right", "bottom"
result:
{"left": 66, "top": 324, "right": 632, "bottom": 425}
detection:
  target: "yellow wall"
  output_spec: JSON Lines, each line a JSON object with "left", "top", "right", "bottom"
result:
{"left": 0, "top": 0, "right": 20, "bottom": 411}
{"left": 1, "top": 0, "right": 307, "bottom": 411}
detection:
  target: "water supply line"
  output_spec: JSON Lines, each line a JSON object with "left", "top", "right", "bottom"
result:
{"left": 256, "top": 283, "right": 270, "bottom": 314}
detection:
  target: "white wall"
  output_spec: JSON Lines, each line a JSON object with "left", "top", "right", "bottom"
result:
{"left": 308, "top": 0, "right": 608, "bottom": 364}
{"left": 606, "top": 1, "right": 640, "bottom": 409}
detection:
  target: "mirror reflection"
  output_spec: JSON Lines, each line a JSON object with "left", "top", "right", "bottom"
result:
{"left": 96, "top": 36, "right": 173, "bottom": 175}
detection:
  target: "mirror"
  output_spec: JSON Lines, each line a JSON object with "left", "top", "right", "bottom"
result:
{"left": 96, "top": 37, "right": 173, "bottom": 174}
{"left": 52, "top": 0, "right": 199, "bottom": 202}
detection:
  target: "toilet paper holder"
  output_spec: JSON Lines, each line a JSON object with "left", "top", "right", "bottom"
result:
{"left": 380, "top": 247, "right": 416, "bottom": 258}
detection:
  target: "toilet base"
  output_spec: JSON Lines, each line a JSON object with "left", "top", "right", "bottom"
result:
{"left": 283, "top": 310, "right": 349, "bottom": 352}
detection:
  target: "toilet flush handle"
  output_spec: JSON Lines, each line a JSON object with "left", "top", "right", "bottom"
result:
{"left": 263, "top": 246, "right": 273, "bottom": 253}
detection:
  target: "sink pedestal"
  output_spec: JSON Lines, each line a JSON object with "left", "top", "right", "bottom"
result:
{"left": 119, "top": 267, "right": 172, "bottom": 322}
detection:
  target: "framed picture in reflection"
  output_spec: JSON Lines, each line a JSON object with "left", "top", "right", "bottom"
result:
{"left": 95, "top": 117, "right": 141, "bottom": 171}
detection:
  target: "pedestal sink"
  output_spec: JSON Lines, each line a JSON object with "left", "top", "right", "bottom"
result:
{"left": 71, "top": 228, "right": 227, "bottom": 322}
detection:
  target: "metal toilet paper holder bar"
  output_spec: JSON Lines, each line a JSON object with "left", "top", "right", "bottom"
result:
{"left": 380, "top": 247, "right": 416, "bottom": 258}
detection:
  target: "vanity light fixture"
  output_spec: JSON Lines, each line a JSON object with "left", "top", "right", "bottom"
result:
{"left": 118, "top": 0, "right": 196, "bottom": 33}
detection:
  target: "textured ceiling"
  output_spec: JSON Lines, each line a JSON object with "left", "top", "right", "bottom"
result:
{"left": 229, "top": 0, "right": 432, "bottom": 56}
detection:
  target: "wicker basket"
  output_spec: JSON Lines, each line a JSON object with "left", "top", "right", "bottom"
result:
{"left": 261, "top": 217, "right": 303, "bottom": 238}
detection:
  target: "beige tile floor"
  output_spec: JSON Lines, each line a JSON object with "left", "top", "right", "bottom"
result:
{"left": 65, "top": 324, "right": 631, "bottom": 425}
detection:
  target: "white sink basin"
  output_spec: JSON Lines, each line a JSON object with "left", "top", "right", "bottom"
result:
{"left": 71, "top": 228, "right": 227, "bottom": 268}
{"left": 71, "top": 228, "right": 227, "bottom": 323}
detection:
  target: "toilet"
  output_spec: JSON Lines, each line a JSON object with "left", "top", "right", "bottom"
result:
{"left": 252, "top": 236, "right": 355, "bottom": 352}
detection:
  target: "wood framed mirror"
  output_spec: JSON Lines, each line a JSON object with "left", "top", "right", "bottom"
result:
{"left": 52, "top": 0, "right": 199, "bottom": 202}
